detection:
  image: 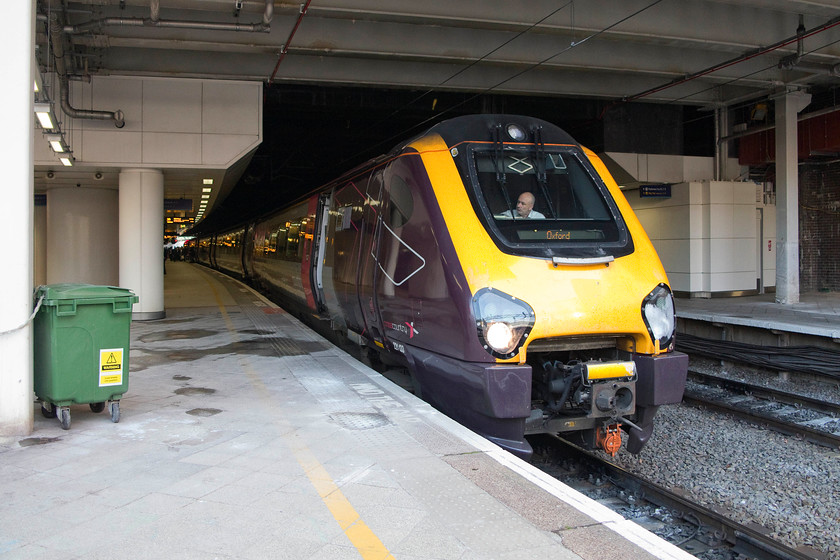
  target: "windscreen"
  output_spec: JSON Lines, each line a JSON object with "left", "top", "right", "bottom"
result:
{"left": 468, "top": 146, "right": 631, "bottom": 255}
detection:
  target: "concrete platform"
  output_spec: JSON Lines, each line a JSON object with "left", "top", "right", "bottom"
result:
{"left": 1, "top": 262, "right": 693, "bottom": 560}
{"left": 676, "top": 292, "right": 840, "bottom": 348}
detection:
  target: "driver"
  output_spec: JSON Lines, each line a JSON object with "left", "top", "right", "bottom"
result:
{"left": 498, "top": 192, "right": 545, "bottom": 219}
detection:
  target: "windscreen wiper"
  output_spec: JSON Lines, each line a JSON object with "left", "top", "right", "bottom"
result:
{"left": 533, "top": 126, "right": 556, "bottom": 219}
{"left": 492, "top": 124, "right": 516, "bottom": 218}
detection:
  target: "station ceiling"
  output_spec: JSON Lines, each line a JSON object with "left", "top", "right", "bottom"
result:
{"left": 34, "top": 0, "right": 840, "bottom": 233}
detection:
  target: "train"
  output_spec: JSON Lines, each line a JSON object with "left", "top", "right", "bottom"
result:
{"left": 196, "top": 114, "right": 688, "bottom": 459}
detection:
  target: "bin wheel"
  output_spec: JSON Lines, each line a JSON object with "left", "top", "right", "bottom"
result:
{"left": 109, "top": 401, "right": 120, "bottom": 423}
{"left": 40, "top": 402, "right": 57, "bottom": 419}
{"left": 89, "top": 402, "right": 106, "bottom": 413}
{"left": 58, "top": 407, "right": 71, "bottom": 430}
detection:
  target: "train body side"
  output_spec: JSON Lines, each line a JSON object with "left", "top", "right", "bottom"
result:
{"left": 213, "top": 227, "right": 248, "bottom": 279}
{"left": 205, "top": 114, "right": 687, "bottom": 459}
{"left": 246, "top": 201, "right": 318, "bottom": 308}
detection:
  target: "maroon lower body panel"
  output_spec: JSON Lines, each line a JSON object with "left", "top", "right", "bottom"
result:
{"left": 404, "top": 345, "right": 534, "bottom": 459}
{"left": 626, "top": 351, "right": 688, "bottom": 453}
{"left": 633, "top": 351, "right": 688, "bottom": 407}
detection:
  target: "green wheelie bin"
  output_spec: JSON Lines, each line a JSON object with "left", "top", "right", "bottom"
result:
{"left": 33, "top": 284, "right": 138, "bottom": 430}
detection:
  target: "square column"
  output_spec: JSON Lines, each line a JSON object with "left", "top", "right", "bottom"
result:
{"left": 0, "top": 0, "right": 35, "bottom": 436}
{"left": 774, "top": 90, "right": 810, "bottom": 304}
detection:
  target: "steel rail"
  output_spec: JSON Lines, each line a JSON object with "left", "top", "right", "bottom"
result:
{"left": 544, "top": 434, "right": 823, "bottom": 560}
{"left": 688, "top": 370, "right": 840, "bottom": 416}
{"left": 685, "top": 371, "right": 840, "bottom": 449}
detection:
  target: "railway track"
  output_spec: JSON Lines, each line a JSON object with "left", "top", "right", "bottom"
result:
{"left": 683, "top": 370, "right": 840, "bottom": 449}
{"left": 530, "top": 434, "right": 825, "bottom": 560}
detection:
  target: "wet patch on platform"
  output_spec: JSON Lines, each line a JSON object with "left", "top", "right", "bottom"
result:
{"left": 174, "top": 387, "right": 217, "bottom": 396}
{"left": 139, "top": 329, "right": 218, "bottom": 343}
{"left": 186, "top": 408, "right": 222, "bottom": 417}
{"left": 19, "top": 437, "right": 61, "bottom": 447}
{"left": 173, "top": 375, "right": 192, "bottom": 381}
{"left": 239, "top": 329, "right": 276, "bottom": 336}
{"left": 161, "top": 337, "right": 331, "bottom": 361}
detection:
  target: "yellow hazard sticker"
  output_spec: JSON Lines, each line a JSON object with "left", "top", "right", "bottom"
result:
{"left": 99, "top": 348, "right": 124, "bottom": 386}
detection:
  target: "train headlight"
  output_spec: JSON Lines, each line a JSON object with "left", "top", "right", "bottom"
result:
{"left": 485, "top": 321, "right": 514, "bottom": 351}
{"left": 642, "top": 283, "right": 675, "bottom": 350}
{"left": 472, "top": 288, "right": 535, "bottom": 359}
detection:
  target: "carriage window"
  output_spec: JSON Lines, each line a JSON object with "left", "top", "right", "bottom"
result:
{"left": 387, "top": 175, "right": 414, "bottom": 228}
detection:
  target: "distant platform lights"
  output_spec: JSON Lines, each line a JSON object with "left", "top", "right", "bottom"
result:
{"left": 196, "top": 178, "right": 212, "bottom": 221}
{"left": 34, "top": 72, "right": 74, "bottom": 167}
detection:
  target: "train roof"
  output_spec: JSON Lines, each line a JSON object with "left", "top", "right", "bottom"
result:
{"left": 192, "top": 114, "right": 583, "bottom": 236}
{"left": 402, "top": 114, "right": 580, "bottom": 152}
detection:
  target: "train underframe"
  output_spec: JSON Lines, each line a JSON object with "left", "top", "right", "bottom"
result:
{"left": 390, "top": 341, "right": 687, "bottom": 460}
{"left": 524, "top": 346, "right": 687, "bottom": 456}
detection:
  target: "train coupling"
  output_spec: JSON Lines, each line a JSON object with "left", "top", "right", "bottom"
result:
{"left": 596, "top": 423, "right": 622, "bottom": 456}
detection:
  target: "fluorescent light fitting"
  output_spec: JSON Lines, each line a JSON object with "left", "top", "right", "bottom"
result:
{"left": 46, "top": 134, "right": 66, "bottom": 153}
{"left": 33, "top": 53, "right": 43, "bottom": 94}
{"left": 203, "top": 179, "right": 213, "bottom": 185}
{"left": 60, "top": 155, "right": 75, "bottom": 167}
{"left": 34, "top": 103, "right": 55, "bottom": 130}
{"left": 202, "top": 187, "right": 212, "bottom": 193}
{"left": 201, "top": 194, "right": 210, "bottom": 199}
{"left": 33, "top": 67, "right": 43, "bottom": 94}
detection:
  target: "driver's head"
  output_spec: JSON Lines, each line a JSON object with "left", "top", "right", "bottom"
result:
{"left": 516, "top": 192, "right": 536, "bottom": 217}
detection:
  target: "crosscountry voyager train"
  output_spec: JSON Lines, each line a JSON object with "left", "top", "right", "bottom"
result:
{"left": 197, "top": 114, "right": 688, "bottom": 459}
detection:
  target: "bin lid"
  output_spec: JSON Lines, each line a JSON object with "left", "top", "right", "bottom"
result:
{"left": 36, "top": 283, "right": 138, "bottom": 305}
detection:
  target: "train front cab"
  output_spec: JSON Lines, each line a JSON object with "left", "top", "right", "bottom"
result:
{"left": 405, "top": 118, "right": 688, "bottom": 458}
{"left": 306, "top": 115, "right": 688, "bottom": 460}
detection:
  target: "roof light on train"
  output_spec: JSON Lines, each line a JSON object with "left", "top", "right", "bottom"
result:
{"left": 642, "top": 283, "right": 676, "bottom": 350}
{"left": 472, "top": 287, "right": 535, "bottom": 359}
{"left": 506, "top": 124, "right": 526, "bottom": 142}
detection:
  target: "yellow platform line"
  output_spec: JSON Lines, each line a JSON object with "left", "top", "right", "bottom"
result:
{"left": 201, "top": 270, "right": 395, "bottom": 560}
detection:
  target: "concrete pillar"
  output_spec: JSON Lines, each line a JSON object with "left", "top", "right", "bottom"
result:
{"left": 0, "top": 0, "right": 35, "bottom": 437}
{"left": 774, "top": 90, "right": 810, "bottom": 304}
{"left": 45, "top": 187, "right": 119, "bottom": 285}
{"left": 119, "top": 169, "right": 165, "bottom": 320}
{"left": 34, "top": 197, "right": 46, "bottom": 288}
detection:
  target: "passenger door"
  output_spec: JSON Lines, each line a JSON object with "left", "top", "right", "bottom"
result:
{"left": 357, "top": 170, "right": 386, "bottom": 346}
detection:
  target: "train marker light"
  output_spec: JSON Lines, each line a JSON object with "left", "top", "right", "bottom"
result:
{"left": 583, "top": 361, "right": 636, "bottom": 382}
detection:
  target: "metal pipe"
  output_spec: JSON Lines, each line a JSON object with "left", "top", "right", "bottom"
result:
{"left": 49, "top": 13, "right": 125, "bottom": 128}
{"left": 267, "top": 0, "right": 312, "bottom": 87}
{"left": 63, "top": 0, "right": 273, "bottom": 34}
{"left": 718, "top": 103, "right": 840, "bottom": 144}
{"left": 623, "top": 13, "right": 840, "bottom": 104}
